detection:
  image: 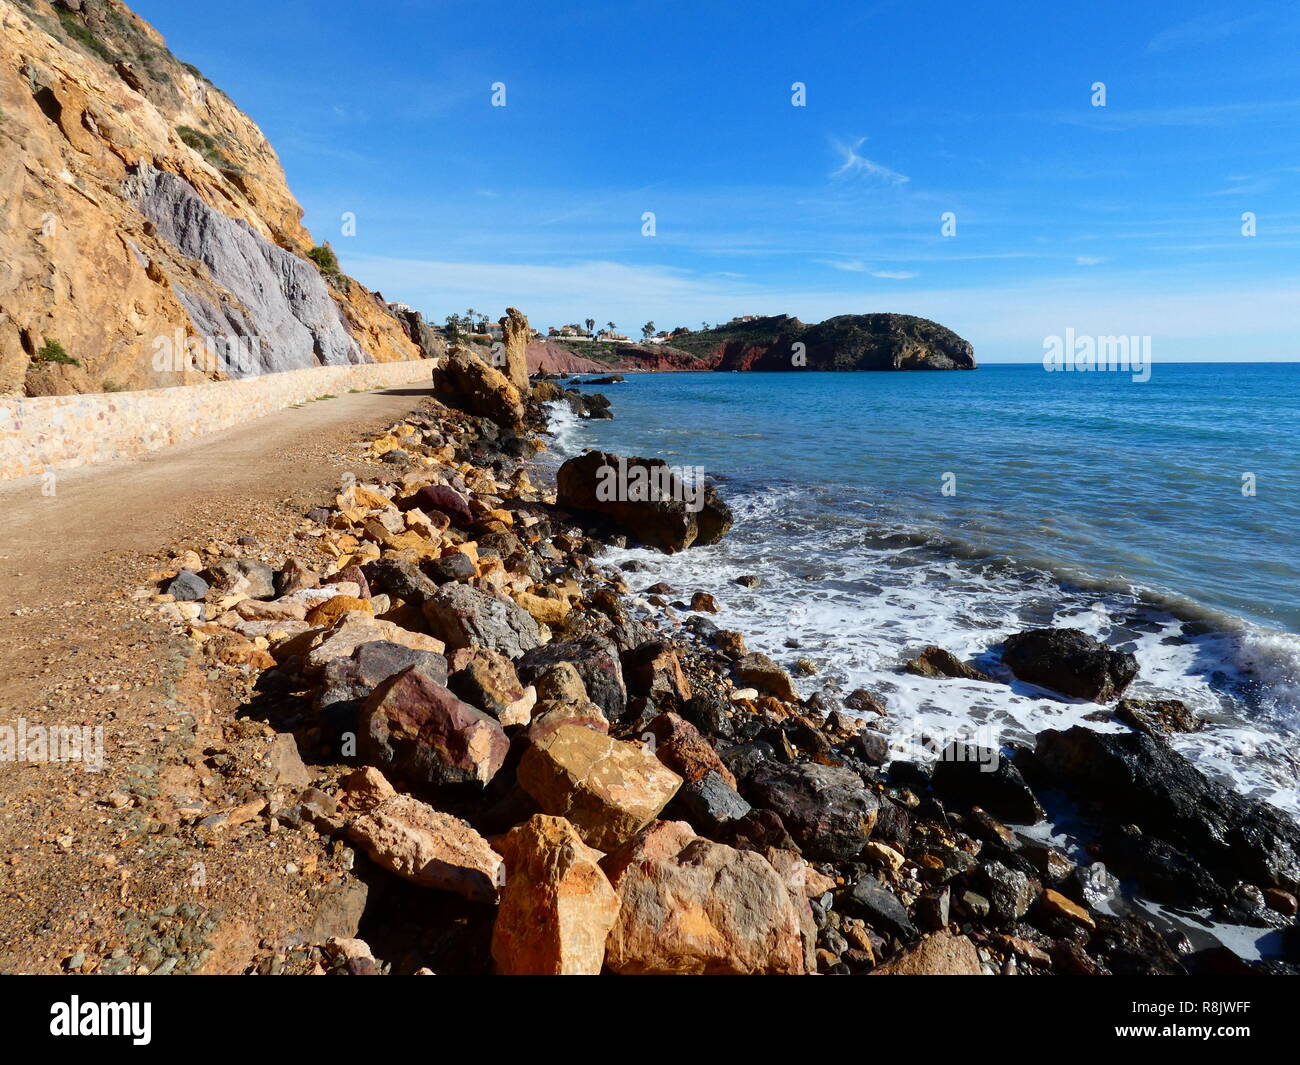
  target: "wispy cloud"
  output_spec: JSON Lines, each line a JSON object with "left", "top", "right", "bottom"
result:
{"left": 1147, "top": 9, "right": 1271, "bottom": 53}
{"left": 817, "top": 259, "right": 917, "bottom": 278}
{"left": 1075, "top": 256, "right": 1106, "bottom": 266}
{"left": 829, "top": 137, "right": 910, "bottom": 185}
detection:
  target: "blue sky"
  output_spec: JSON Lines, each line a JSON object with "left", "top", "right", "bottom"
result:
{"left": 132, "top": 0, "right": 1300, "bottom": 361}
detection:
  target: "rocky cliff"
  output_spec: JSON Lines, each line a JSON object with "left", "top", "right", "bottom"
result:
{"left": 0, "top": 0, "right": 433, "bottom": 396}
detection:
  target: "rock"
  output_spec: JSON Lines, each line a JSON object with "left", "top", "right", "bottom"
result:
{"left": 746, "top": 762, "right": 878, "bottom": 861}
{"left": 975, "top": 861, "right": 1042, "bottom": 924}
{"left": 339, "top": 766, "right": 396, "bottom": 812}
{"left": 645, "top": 712, "right": 735, "bottom": 787}
{"left": 447, "top": 647, "right": 536, "bottom": 727}
{"left": 361, "top": 663, "right": 509, "bottom": 788}
{"left": 1040, "top": 887, "right": 1096, "bottom": 930}
{"left": 365, "top": 558, "right": 438, "bottom": 603}
{"left": 1002, "top": 628, "right": 1138, "bottom": 702}
{"left": 844, "top": 875, "right": 918, "bottom": 942}
{"left": 602, "top": 821, "right": 806, "bottom": 974}
{"left": 930, "top": 741, "right": 1044, "bottom": 824}
{"left": 425, "top": 553, "right": 477, "bottom": 585}
{"left": 305, "top": 594, "right": 372, "bottom": 628}
{"left": 303, "top": 613, "right": 445, "bottom": 674}
{"left": 263, "top": 733, "right": 311, "bottom": 787}
{"left": 733, "top": 652, "right": 799, "bottom": 702}
{"left": 437, "top": 346, "right": 525, "bottom": 427}
{"left": 665, "top": 770, "right": 752, "bottom": 835}
{"left": 498, "top": 307, "right": 532, "bottom": 395}
{"left": 347, "top": 795, "right": 504, "bottom": 902}
{"left": 844, "top": 688, "right": 886, "bottom": 715}
{"left": 513, "top": 590, "right": 570, "bottom": 627}
{"left": 275, "top": 558, "right": 320, "bottom": 596}
{"left": 869, "top": 932, "right": 985, "bottom": 975}
{"left": 491, "top": 815, "right": 619, "bottom": 975}
{"left": 235, "top": 597, "right": 306, "bottom": 622}
{"left": 904, "top": 646, "right": 993, "bottom": 683}
{"left": 1035, "top": 726, "right": 1300, "bottom": 894}
{"left": 622, "top": 641, "right": 692, "bottom": 708}
{"left": 316, "top": 640, "right": 448, "bottom": 734}
{"left": 1115, "top": 697, "right": 1202, "bottom": 736}
{"left": 205, "top": 558, "right": 277, "bottom": 599}
{"left": 165, "top": 571, "right": 208, "bottom": 601}
{"left": 533, "top": 661, "right": 589, "bottom": 705}
{"left": 405, "top": 484, "right": 474, "bottom": 529}
{"left": 518, "top": 636, "right": 627, "bottom": 722}
{"left": 555, "top": 450, "right": 732, "bottom": 552}
{"left": 421, "top": 583, "right": 541, "bottom": 659}
{"left": 690, "top": 591, "right": 719, "bottom": 613}
{"left": 518, "top": 724, "right": 682, "bottom": 851}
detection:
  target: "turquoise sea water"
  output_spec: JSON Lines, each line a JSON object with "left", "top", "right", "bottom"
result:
{"left": 547, "top": 363, "right": 1300, "bottom": 814}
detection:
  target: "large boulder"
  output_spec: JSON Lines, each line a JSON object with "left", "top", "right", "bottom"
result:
{"left": 360, "top": 663, "right": 509, "bottom": 788}
{"left": 518, "top": 724, "right": 682, "bottom": 851}
{"left": 1002, "top": 628, "right": 1138, "bottom": 702}
{"left": 491, "top": 815, "right": 620, "bottom": 975}
{"left": 746, "top": 762, "right": 879, "bottom": 861}
{"left": 602, "top": 820, "right": 806, "bottom": 974}
{"left": 1035, "top": 726, "right": 1300, "bottom": 894}
{"left": 930, "top": 741, "right": 1045, "bottom": 825}
{"left": 447, "top": 647, "right": 536, "bottom": 727}
{"left": 422, "top": 583, "right": 542, "bottom": 658}
{"left": 518, "top": 636, "right": 627, "bottom": 722}
{"left": 347, "top": 794, "right": 504, "bottom": 902}
{"left": 556, "top": 450, "right": 732, "bottom": 552}
{"left": 498, "top": 306, "right": 532, "bottom": 395}
{"left": 437, "top": 345, "right": 525, "bottom": 427}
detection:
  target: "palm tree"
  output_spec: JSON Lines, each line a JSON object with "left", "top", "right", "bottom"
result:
{"left": 584, "top": 318, "right": 595, "bottom": 336}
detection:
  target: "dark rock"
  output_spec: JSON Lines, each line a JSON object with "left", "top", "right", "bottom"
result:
{"left": 622, "top": 641, "right": 692, "bottom": 709}
{"left": 1089, "top": 914, "right": 1187, "bottom": 975}
{"left": 974, "top": 862, "right": 1042, "bottom": 924}
{"left": 930, "top": 742, "right": 1044, "bottom": 824}
{"left": 844, "top": 688, "right": 886, "bottom": 715}
{"left": 165, "top": 571, "right": 208, "bottom": 601}
{"left": 1115, "top": 697, "right": 1202, "bottom": 737}
{"left": 664, "top": 770, "right": 752, "bottom": 835}
{"left": 1002, "top": 628, "right": 1138, "bottom": 702}
{"left": 719, "top": 741, "right": 777, "bottom": 785}
{"left": 422, "top": 584, "right": 541, "bottom": 658}
{"left": 425, "top": 553, "right": 477, "bottom": 585}
{"left": 747, "top": 762, "right": 879, "bottom": 861}
{"left": 205, "top": 557, "right": 276, "bottom": 599}
{"left": 1067, "top": 862, "right": 1120, "bottom": 909}
{"left": 843, "top": 876, "right": 918, "bottom": 942}
{"left": 365, "top": 559, "right": 438, "bottom": 603}
{"left": 904, "top": 646, "right": 993, "bottom": 683}
{"left": 1036, "top": 726, "right": 1300, "bottom": 894}
{"left": 555, "top": 450, "right": 732, "bottom": 552}
{"left": 517, "top": 635, "right": 627, "bottom": 722}
{"left": 848, "top": 729, "right": 890, "bottom": 766}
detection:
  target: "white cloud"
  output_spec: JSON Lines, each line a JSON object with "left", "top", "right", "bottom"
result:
{"left": 830, "top": 137, "right": 910, "bottom": 185}
{"left": 871, "top": 270, "right": 918, "bottom": 279}
{"left": 1075, "top": 256, "right": 1106, "bottom": 265}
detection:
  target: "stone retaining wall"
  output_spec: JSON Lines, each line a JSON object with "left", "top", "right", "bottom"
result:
{"left": 0, "top": 358, "right": 435, "bottom": 480}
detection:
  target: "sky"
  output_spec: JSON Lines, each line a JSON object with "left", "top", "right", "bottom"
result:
{"left": 130, "top": 0, "right": 1300, "bottom": 362}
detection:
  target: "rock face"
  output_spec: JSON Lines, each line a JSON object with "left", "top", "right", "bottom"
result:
{"left": 0, "top": 0, "right": 422, "bottom": 396}
{"left": 556, "top": 450, "right": 733, "bottom": 552}
{"left": 436, "top": 346, "right": 525, "bottom": 428}
{"left": 518, "top": 724, "right": 682, "bottom": 851}
{"left": 1035, "top": 727, "right": 1300, "bottom": 895}
{"left": 602, "top": 820, "right": 806, "bottom": 974}
{"left": 346, "top": 794, "right": 504, "bottom": 902}
{"left": 498, "top": 307, "right": 531, "bottom": 395}
{"left": 1002, "top": 628, "right": 1138, "bottom": 702}
{"left": 491, "top": 815, "right": 620, "bottom": 975}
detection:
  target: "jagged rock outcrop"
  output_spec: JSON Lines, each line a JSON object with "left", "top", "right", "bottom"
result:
{"left": 0, "top": 0, "right": 424, "bottom": 395}
{"left": 499, "top": 306, "right": 531, "bottom": 394}
{"left": 706, "top": 314, "right": 975, "bottom": 371}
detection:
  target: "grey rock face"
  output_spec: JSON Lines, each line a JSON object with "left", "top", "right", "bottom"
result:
{"left": 125, "top": 164, "right": 364, "bottom": 377}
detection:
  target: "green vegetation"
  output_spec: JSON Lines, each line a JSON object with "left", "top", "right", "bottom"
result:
{"left": 57, "top": 10, "right": 116, "bottom": 63}
{"left": 307, "top": 244, "right": 341, "bottom": 276}
{"left": 101, "top": 380, "right": 125, "bottom": 393}
{"left": 35, "top": 339, "right": 80, "bottom": 367}
{"left": 176, "top": 125, "right": 240, "bottom": 173}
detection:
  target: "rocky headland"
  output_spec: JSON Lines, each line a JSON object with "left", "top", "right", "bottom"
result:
{"left": 120, "top": 335, "right": 1297, "bottom": 975}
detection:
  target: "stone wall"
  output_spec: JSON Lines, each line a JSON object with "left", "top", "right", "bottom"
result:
{"left": 0, "top": 358, "right": 435, "bottom": 480}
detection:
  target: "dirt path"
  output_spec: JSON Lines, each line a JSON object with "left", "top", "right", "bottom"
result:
{"left": 0, "top": 385, "right": 434, "bottom": 974}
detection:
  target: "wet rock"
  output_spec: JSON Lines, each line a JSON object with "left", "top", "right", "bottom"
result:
{"left": 556, "top": 450, "right": 732, "bottom": 552}
{"left": 491, "top": 815, "right": 620, "bottom": 975}
{"left": 844, "top": 875, "right": 918, "bottom": 943}
{"left": 1068, "top": 862, "right": 1120, "bottom": 909}
{"left": 869, "top": 932, "right": 985, "bottom": 975}
{"left": 361, "top": 663, "right": 509, "bottom": 788}
{"left": 720, "top": 740, "right": 777, "bottom": 785}
{"left": 747, "top": 762, "right": 879, "bottom": 861}
{"left": 1036, "top": 726, "right": 1300, "bottom": 894}
{"left": 1002, "top": 628, "right": 1138, "bottom": 702}
{"left": 602, "top": 820, "right": 805, "bottom": 974}
{"left": 844, "top": 688, "right": 887, "bottom": 715}
{"left": 975, "top": 861, "right": 1042, "bottom": 924}
{"left": 347, "top": 794, "right": 504, "bottom": 902}
{"left": 904, "top": 646, "right": 993, "bottom": 683}
{"left": 1039, "top": 887, "right": 1096, "bottom": 930}
{"left": 518, "top": 724, "right": 682, "bottom": 850}
{"left": 422, "top": 583, "right": 541, "bottom": 658}
{"left": 1115, "top": 697, "right": 1202, "bottom": 737}
{"left": 1089, "top": 913, "right": 1187, "bottom": 975}
{"left": 930, "top": 741, "right": 1044, "bottom": 824}
{"left": 733, "top": 652, "right": 799, "bottom": 702}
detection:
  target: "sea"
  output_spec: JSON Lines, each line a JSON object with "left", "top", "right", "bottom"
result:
{"left": 543, "top": 363, "right": 1300, "bottom": 823}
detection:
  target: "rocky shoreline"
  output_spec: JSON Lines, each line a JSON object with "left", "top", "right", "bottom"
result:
{"left": 135, "top": 338, "right": 1300, "bottom": 975}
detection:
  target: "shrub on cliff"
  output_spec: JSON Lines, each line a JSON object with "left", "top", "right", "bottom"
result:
{"left": 308, "top": 244, "right": 341, "bottom": 276}
{"left": 35, "top": 339, "right": 79, "bottom": 366}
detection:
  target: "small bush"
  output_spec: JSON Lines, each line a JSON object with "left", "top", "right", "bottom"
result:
{"left": 307, "top": 245, "right": 341, "bottom": 275}
{"left": 177, "top": 125, "right": 216, "bottom": 151}
{"left": 57, "top": 11, "right": 116, "bottom": 63}
{"left": 35, "top": 340, "right": 80, "bottom": 366}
